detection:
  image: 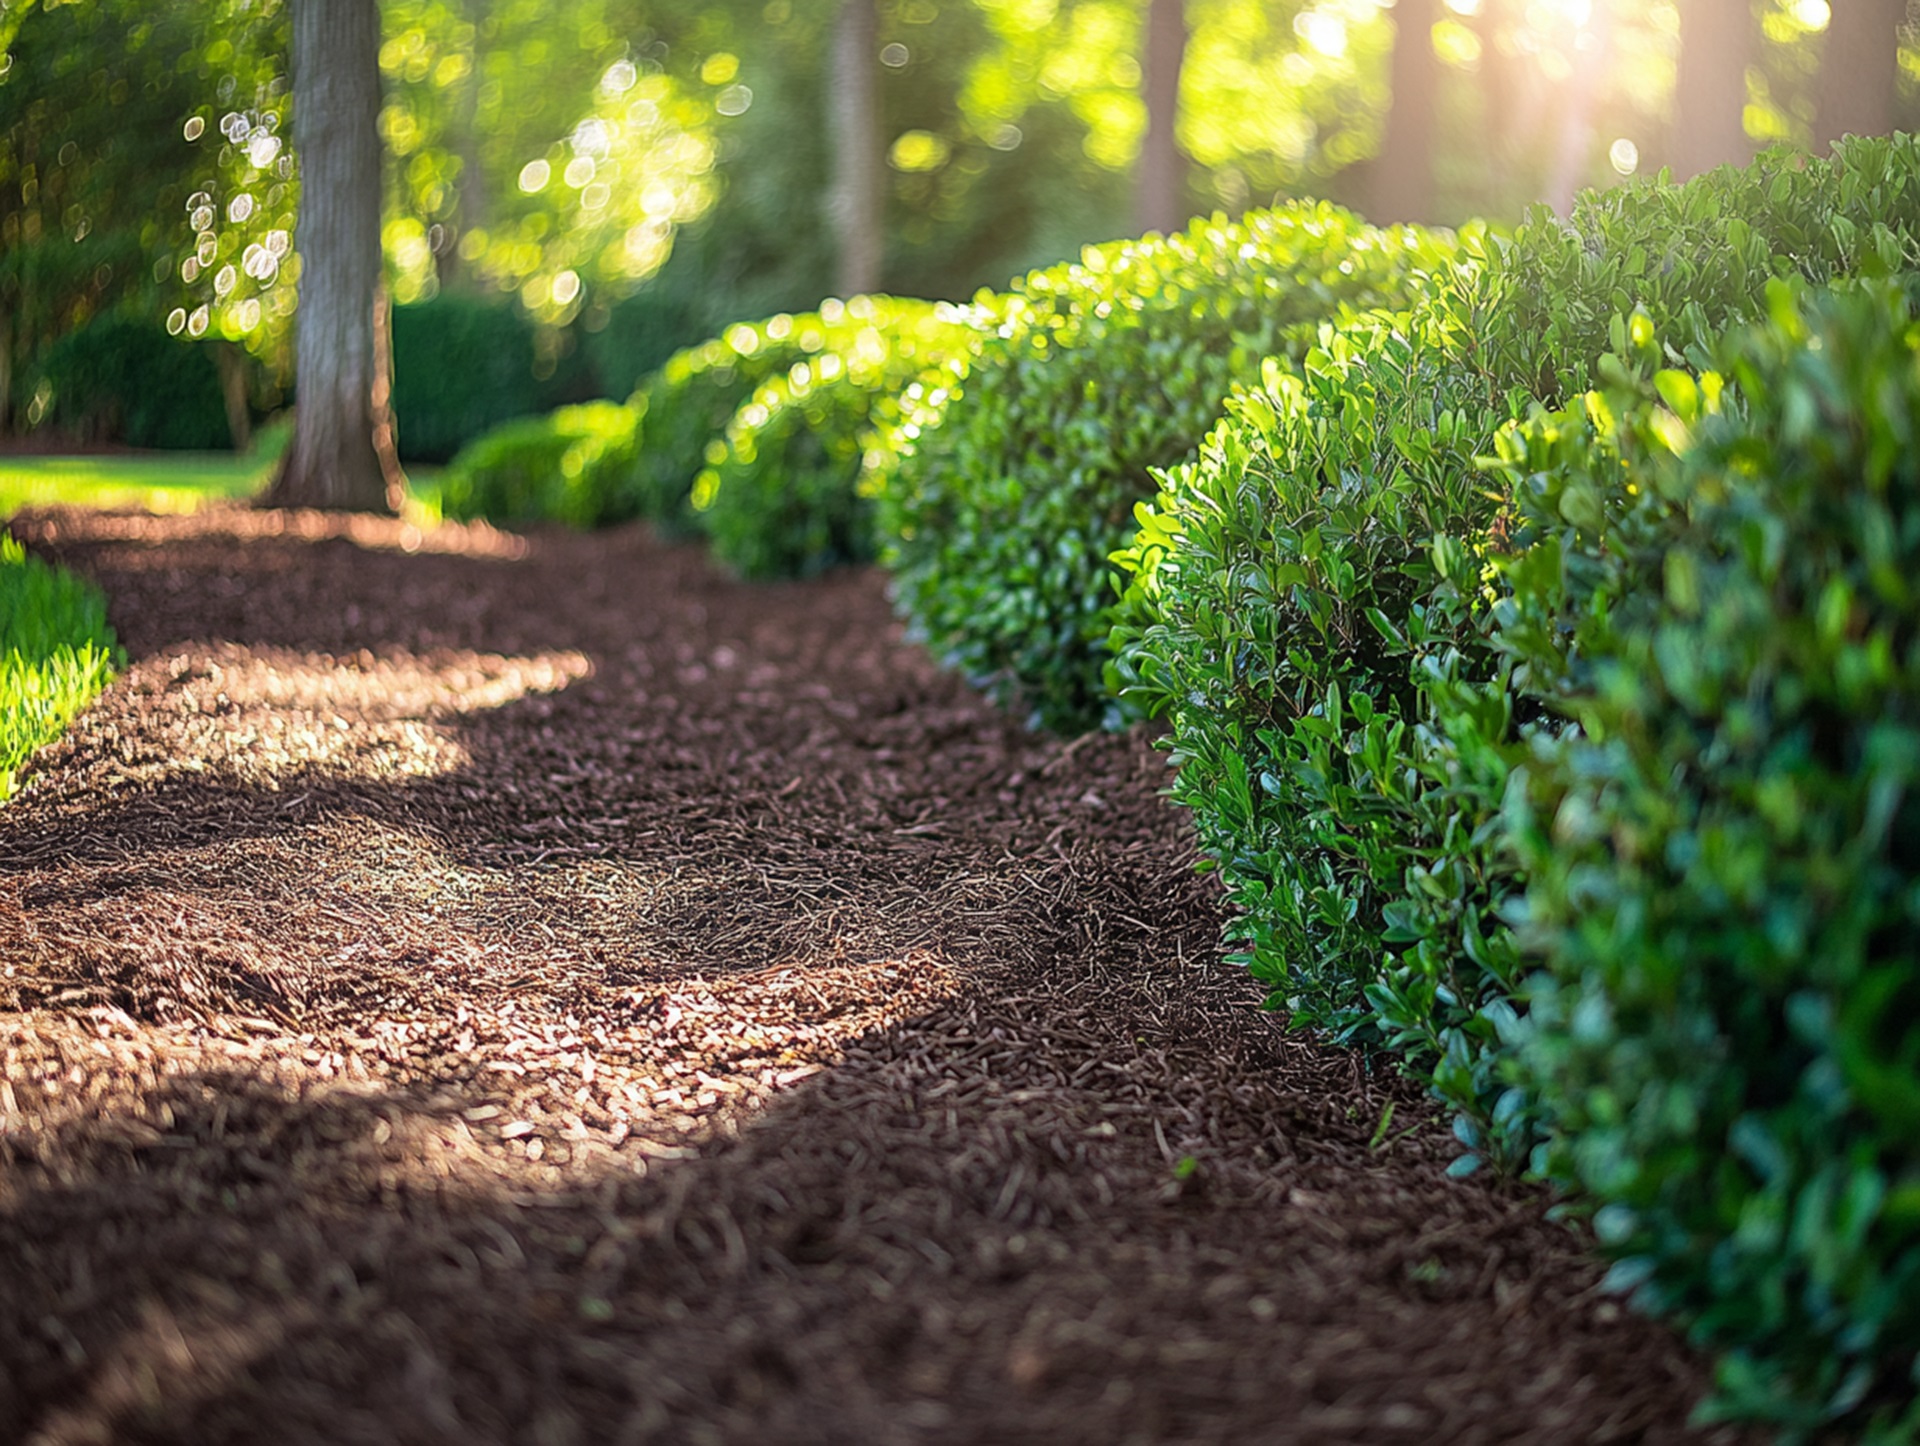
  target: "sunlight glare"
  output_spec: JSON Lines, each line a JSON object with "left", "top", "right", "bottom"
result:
{"left": 1293, "top": 9, "right": 1349, "bottom": 58}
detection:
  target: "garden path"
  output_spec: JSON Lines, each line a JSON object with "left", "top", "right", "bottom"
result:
{"left": 0, "top": 508, "right": 1744, "bottom": 1445}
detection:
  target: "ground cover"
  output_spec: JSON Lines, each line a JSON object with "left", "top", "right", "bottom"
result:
{"left": 0, "top": 506, "right": 1751, "bottom": 1444}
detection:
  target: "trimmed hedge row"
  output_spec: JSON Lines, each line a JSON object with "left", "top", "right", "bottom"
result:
{"left": 872, "top": 199, "right": 1457, "bottom": 733}
{"left": 438, "top": 401, "right": 639, "bottom": 529}
{"left": 1494, "top": 281, "right": 1920, "bottom": 1437}
{"left": 694, "top": 299, "right": 978, "bottom": 579}
{"left": 1113, "top": 136, "right": 1920, "bottom": 1434}
{"left": 1116, "top": 134, "right": 1920, "bottom": 1168}
{"left": 442, "top": 295, "right": 981, "bottom": 581}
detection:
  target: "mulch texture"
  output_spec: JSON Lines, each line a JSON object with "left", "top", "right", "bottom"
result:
{"left": 0, "top": 506, "right": 1745, "bottom": 1445}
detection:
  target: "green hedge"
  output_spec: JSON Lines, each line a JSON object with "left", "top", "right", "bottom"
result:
{"left": 1, "top": 533, "right": 120, "bottom": 802}
{"left": 34, "top": 314, "right": 231, "bottom": 450}
{"left": 1498, "top": 280, "right": 1920, "bottom": 1438}
{"left": 695, "top": 297, "right": 980, "bottom": 579}
{"left": 610, "top": 314, "right": 843, "bottom": 534}
{"left": 873, "top": 200, "right": 1457, "bottom": 734}
{"left": 439, "top": 401, "right": 638, "bottom": 529}
{"left": 390, "top": 295, "right": 595, "bottom": 464}
{"left": 1112, "top": 136, "right": 1920, "bottom": 1181}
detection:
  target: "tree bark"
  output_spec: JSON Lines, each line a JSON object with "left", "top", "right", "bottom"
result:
{"left": 265, "top": 0, "right": 401, "bottom": 513}
{"left": 1369, "top": 0, "right": 1441, "bottom": 224}
{"left": 1814, "top": 0, "right": 1903, "bottom": 148}
{"left": 828, "top": 0, "right": 882, "bottom": 298}
{"left": 1669, "top": 0, "right": 1754, "bottom": 182}
{"left": 1135, "top": 0, "right": 1189, "bottom": 235}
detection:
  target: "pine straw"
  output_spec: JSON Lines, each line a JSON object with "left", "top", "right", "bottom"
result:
{"left": 0, "top": 506, "right": 1747, "bottom": 1445}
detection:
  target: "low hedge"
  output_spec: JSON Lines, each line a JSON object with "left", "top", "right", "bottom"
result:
{"left": 34, "top": 314, "right": 231, "bottom": 450}
{"left": 1498, "top": 280, "right": 1920, "bottom": 1438}
{"left": 611, "top": 313, "right": 848, "bottom": 534}
{"left": 1, "top": 533, "right": 120, "bottom": 802}
{"left": 1113, "top": 135, "right": 1920, "bottom": 1178}
{"left": 873, "top": 200, "right": 1457, "bottom": 733}
{"left": 439, "top": 401, "right": 639, "bottom": 529}
{"left": 695, "top": 298, "right": 980, "bottom": 579}
{"left": 391, "top": 295, "right": 596, "bottom": 465}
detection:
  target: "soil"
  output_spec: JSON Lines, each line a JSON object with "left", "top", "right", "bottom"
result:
{"left": 0, "top": 506, "right": 1746, "bottom": 1446}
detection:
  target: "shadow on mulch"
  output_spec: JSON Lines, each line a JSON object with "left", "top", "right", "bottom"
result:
{"left": 0, "top": 507, "right": 1750, "bottom": 1444}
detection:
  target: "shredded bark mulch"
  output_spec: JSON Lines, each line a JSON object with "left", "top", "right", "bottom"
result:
{"left": 0, "top": 506, "right": 1746, "bottom": 1445}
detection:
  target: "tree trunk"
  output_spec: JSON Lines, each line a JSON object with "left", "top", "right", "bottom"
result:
{"left": 1135, "top": 0, "right": 1189, "bottom": 235}
{"left": 828, "top": 0, "right": 882, "bottom": 298}
{"left": 1815, "top": 0, "right": 1903, "bottom": 148}
{"left": 1369, "top": 0, "right": 1441, "bottom": 224}
{"left": 214, "top": 342, "right": 254, "bottom": 455}
{"left": 1669, "top": 0, "right": 1754, "bottom": 182}
{"left": 265, "top": 0, "right": 401, "bottom": 513}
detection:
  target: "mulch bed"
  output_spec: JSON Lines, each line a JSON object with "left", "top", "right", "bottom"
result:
{"left": 0, "top": 506, "right": 1746, "bottom": 1445}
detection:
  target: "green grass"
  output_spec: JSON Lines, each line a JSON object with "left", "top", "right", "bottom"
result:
{"left": 0, "top": 531, "right": 122, "bottom": 802}
{"left": 0, "top": 423, "right": 445, "bottom": 524}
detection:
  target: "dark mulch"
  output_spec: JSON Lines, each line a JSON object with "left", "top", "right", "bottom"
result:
{"left": 0, "top": 506, "right": 1743, "bottom": 1445}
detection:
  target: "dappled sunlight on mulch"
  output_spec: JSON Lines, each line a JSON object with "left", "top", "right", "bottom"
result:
{"left": 0, "top": 505, "right": 1747, "bottom": 1444}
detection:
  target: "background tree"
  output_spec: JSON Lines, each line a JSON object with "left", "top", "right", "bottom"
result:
{"left": 1367, "top": 0, "right": 1440, "bottom": 222}
{"left": 1135, "top": 0, "right": 1189, "bottom": 234}
{"left": 1815, "top": 0, "right": 1903, "bottom": 147}
{"left": 830, "top": 0, "right": 884, "bottom": 296}
{"left": 1669, "top": 0, "right": 1755, "bottom": 179}
{"left": 263, "top": 0, "right": 398, "bottom": 511}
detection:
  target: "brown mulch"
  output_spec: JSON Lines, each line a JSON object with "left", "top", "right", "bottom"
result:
{"left": 0, "top": 506, "right": 1744, "bottom": 1446}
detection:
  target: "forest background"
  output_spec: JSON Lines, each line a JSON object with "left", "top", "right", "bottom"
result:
{"left": 0, "top": 0, "right": 1913, "bottom": 460}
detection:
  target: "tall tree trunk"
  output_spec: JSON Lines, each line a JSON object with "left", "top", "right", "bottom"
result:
{"left": 1369, "top": 0, "right": 1441, "bottom": 223}
{"left": 1669, "top": 0, "right": 1754, "bottom": 182}
{"left": 1815, "top": 0, "right": 1903, "bottom": 148}
{"left": 1135, "top": 0, "right": 1189, "bottom": 235}
{"left": 265, "top": 0, "right": 401, "bottom": 513}
{"left": 828, "top": 0, "right": 882, "bottom": 299}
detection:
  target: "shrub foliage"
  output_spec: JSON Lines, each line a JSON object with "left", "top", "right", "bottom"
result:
{"left": 875, "top": 200, "right": 1456, "bottom": 733}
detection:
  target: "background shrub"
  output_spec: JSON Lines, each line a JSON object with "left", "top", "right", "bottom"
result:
{"left": 1499, "top": 281, "right": 1920, "bottom": 1438}
{"left": 390, "top": 295, "right": 595, "bottom": 464}
{"left": 695, "top": 298, "right": 979, "bottom": 579}
{"left": 873, "top": 199, "right": 1456, "bottom": 734}
{"left": 33, "top": 313, "right": 231, "bottom": 449}
{"left": 439, "top": 401, "right": 638, "bottom": 529}
{"left": 1112, "top": 135, "right": 1920, "bottom": 1177}
{"left": 609, "top": 312, "right": 849, "bottom": 534}
{"left": 0, "top": 532, "right": 120, "bottom": 802}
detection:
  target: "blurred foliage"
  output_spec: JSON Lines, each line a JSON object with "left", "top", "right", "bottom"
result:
{"left": 439, "top": 399, "right": 638, "bottom": 528}
{"left": 6, "top": 0, "right": 1919, "bottom": 443}
{"left": 875, "top": 200, "right": 1453, "bottom": 733}
{"left": 32, "top": 311, "right": 233, "bottom": 449}
{"left": 389, "top": 294, "right": 597, "bottom": 463}
{"left": 0, "top": 530, "right": 120, "bottom": 803}
{"left": 696, "top": 295, "right": 981, "bottom": 578}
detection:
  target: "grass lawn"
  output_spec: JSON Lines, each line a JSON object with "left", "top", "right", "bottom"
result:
{"left": 0, "top": 423, "right": 444, "bottom": 522}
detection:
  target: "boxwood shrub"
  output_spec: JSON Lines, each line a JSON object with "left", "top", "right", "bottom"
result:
{"left": 439, "top": 401, "right": 639, "bottom": 529}
{"left": 695, "top": 298, "right": 979, "bottom": 579}
{"left": 612, "top": 310, "right": 856, "bottom": 534}
{"left": 873, "top": 199, "right": 1457, "bottom": 733}
{"left": 1497, "top": 280, "right": 1920, "bottom": 1438}
{"left": 1112, "top": 134, "right": 1920, "bottom": 1175}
